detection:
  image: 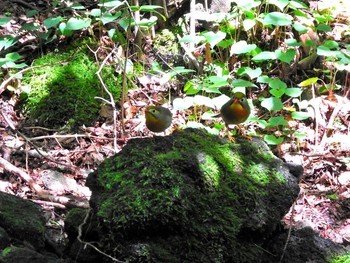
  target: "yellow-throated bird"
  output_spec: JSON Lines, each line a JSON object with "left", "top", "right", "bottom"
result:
{"left": 145, "top": 106, "right": 172, "bottom": 133}
{"left": 220, "top": 92, "right": 251, "bottom": 141}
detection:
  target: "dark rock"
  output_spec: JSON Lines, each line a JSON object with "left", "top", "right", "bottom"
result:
{"left": 263, "top": 227, "right": 348, "bottom": 263}
{"left": 0, "top": 192, "right": 45, "bottom": 250}
{"left": 84, "top": 129, "right": 301, "bottom": 262}
{"left": 0, "top": 246, "right": 61, "bottom": 263}
{"left": 0, "top": 227, "right": 10, "bottom": 250}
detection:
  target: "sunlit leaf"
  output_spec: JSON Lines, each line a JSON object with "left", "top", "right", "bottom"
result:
{"left": 71, "top": 3, "right": 85, "bottom": 9}
{"left": 269, "top": 78, "right": 287, "bottom": 98}
{"left": 0, "top": 18, "right": 11, "bottom": 26}
{"left": 98, "top": 0, "right": 124, "bottom": 8}
{"left": 261, "top": 97, "right": 283, "bottom": 111}
{"left": 90, "top": 9, "right": 102, "bottom": 16}
{"left": 285, "top": 38, "right": 302, "bottom": 47}
{"left": 44, "top": 17, "right": 63, "bottom": 29}
{"left": 202, "top": 31, "right": 226, "bottom": 48}
{"left": 66, "top": 17, "right": 91, "bottom": 30}
{"left": 252, "top": 51, "right": 276, "bottom": 61}
{"left": 292, "top": 111, "right": 310, "bottom": 120}
{"left": 298, "top": 77, "right": 319, "bottom": 87}
{"left": 243, "top": 19, "right": 256, "bottom": 31}
{"left": 292, "top": 22, "right": 308, "bottom": 33}
{"left": 264, "top": 134, "right": 284, "bottom": 145}
{"left": 100, "top": 12, "right": 122, "bottom": 25}
{"left": 275, "top": 49, "right": 296, "bottom": 64}
{"left": 263, "top": 12, "right": 293, "bottom": 26}
{"left": 232, "top": 79, "right": 257, "bottom": 88}
{"left": 266, "top": 0, "right": 289, "bottom": 11}
{"left": 230, "top": 40, "right": 257, "bottom": 55}
{"left": 193, "top": 95, "right": 215, "bottom": 108}
{"left": 179, "top": 35, "right": 205, "bottom": 44}
{"left": 285, "top": 87, "right": 302, "bottom": 97}
{"left": 237, "top": 67, "right": 262, "bottom": 79}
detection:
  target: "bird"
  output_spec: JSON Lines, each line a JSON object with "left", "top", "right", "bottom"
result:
{"left": 145, "top": 105, "right": 173, "bottom": 133}
{"left": 220, "top": 92, "right": 251, "bottom": 141}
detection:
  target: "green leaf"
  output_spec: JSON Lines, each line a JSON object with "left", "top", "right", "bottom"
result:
{"left": 0, "top": 35, "right": 17, "bottom": 50}
{"left": 243, "top": 19, "right": 256, "bottom": 31}
{"left": 179, "top": 35, "right": 205, "bottom": 44}
{"left": 252, "top": 51, "right": 276, "bottom": 61}
{"left": 275, "top": 49, "right": 296, "bottom": 64}
{"left": 0, "top": 18, "right": 11, "bottom": 26}
{"left": 58, "top": 22, "right": 73, "bottom": 36}
{"left": 261, "top": 97, "right": 283, "bottom": 111}
{"left": 257, "top": 75, "right": 272, "bottom": 83}
{"left": 66, "top": 17, "right": 91, "bottom": 30}
{"left": 230, "top": 40, "right": 257, "bottom": 55}
{"left": 289, "top": 0, "right": 308, "bottom": 9}
{"left": 292, "top": 22, "right": 308, "bottom": 33}
{"left": 269, "top": 78, "right": 287, "bottom": 97}
{"left": 237, "top": 67, "right": 262, "bottom": 79}
{"left": 266, "top": 0, "right": 289, "bottom": 11}
{"left": 19, "top": 22, "right": 41, "bottom": 31}
{"left": 44, "top": 17, "right": 62, "bottom": 29}
{"left": 118, "top": 18, "right": 131, "bottom": 31}
{"left": 202, "top": 31, "right": 226, "bottom": 48}
{"left": 26, "top": 10, "right": 38, "bottom": 17}
{"left": 285, "top": 87, "right": 302, "bottom": 97}
{"left": 90, "top": 9, "right": 102, "bottom": 16}
{"left": 98, "top": 0, "right": 124, "bottom": 8}
{"left": 263, "top": 12, "right": 293, "bottom": 26}
{"left": 100, "top": 12, "right": 122, "bottom": 25}
{"left": 317, "top": 23, "right": 331, "bottom": 32}
{"left": 139, "top": 5, "right": 163, "bottom": 12}
{"left": 285, "top": 38, "right": 302, "bottom": 47}
{"left": 294, "top": 132, "right": 307, "bottom": 140}
{"left": 292, "top": 111, "right": 310, "bottom": 120}
{"left": 184, "top": 80, "right": 203, "bottom": 95}
{"left": 71, "top": 3, "right": 85, "bottom": 9}
{"left": 232, "top": 79, "right": 257, "bottom": 88}
{"left": 264, "top": 134, "right": 284, "bottom": 145}
{"left": 317, "top": 45, "right": 340, "bottom": 57}
{"left": 298, "top": 77, "right": 319, "bottom": 87}
{"left": 267, "top": 116, "right": 288, "bottom": 127}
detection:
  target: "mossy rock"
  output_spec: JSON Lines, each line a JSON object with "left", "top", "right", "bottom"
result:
{"left": 20, "top": 40, "right": 121, "bottom": 129}
{"left": 86, "top": 129, "right": 301, "bottom": 262}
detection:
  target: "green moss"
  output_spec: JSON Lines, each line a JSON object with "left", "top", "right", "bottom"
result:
{"left": 329, "top": 253, "right": 350, "bottom": 263}
{"left": 87, "top": 129, "right": 296, "bottom": 262}
{"left": 1, "top": 247, "right": 11, "bottom": 257}
{"left": 20, "top": 40, "right": 122, "bottom": 129}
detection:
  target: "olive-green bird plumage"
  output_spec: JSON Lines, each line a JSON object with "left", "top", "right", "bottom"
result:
{"left": 145, "top": 106, "right": 172, "bottom": 133}
{"left": 220, "top": 92, "right": 250, "bottom": 125}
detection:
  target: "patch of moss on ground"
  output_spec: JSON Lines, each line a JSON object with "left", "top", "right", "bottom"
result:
{"left": 87, "top": 129, "right": 299, "bottom": 262}
{"left": 20, "top": 39, "right": 122, "bottom": 129}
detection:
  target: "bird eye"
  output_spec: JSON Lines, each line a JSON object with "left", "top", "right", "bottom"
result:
{"left": 239, "top": 98, "right": 245, "bottom": 103}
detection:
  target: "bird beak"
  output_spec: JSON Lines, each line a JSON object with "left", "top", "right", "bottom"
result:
{"left": 233, "top": 98, "right": 239, "bottom": 103}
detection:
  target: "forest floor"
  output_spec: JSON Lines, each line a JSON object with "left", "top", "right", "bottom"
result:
{"left": 1, "top": 0, "right": 350, "bottom": 253}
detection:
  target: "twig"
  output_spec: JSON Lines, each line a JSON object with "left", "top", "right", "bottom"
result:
{"left": 77, "top": 209, "right": 126, "bottom": 262}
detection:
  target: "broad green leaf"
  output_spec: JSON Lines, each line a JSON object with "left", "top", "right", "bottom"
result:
{"left": 0, "top": 35, "right": 17, "bottom": 50}
{"left": 261, "top": 97, "right": 283, "bottom": 111}
{"left": 44, "top": 17, "right": 62, "bottom": 29}
{"left": 0, "top": 18, "right": 11, "bottom": 26}
{"left": 90, "top": 9, "right": 101, "bottom": 16}
{"left": 292, "top": 111, "right": 310, "bottom": 120}
{"left": 269, "top": 78, "right": 287, "bottom": 98}
{"left": 266, "top": 0, "right": 289, "bottom": 11}
{"left": 66, "top": 17, "right": 91, "bottom": 30}
{"left": 26, "top": 10, "right": 38, "bottom": 17}
{"left": 285, "top": 38, "right": 302, "bottom": 47}
{"left": 202, "top": 31, "right": 226, "bottom": 48}
{"left": 58, "top": 22, "right": 73, "bottom": 36}
{"left": 294, "top": 132, "right": 307, "bottom": 140}
{"left": 289, "top": 0, "right": 308, "bottom": 9}
{"left": 230, "top": 40, "right": 257, "bottom": 55}
{"left": 322, "top": 40, "right": 339, "bottom": 49}
{"left": 317, "top": 23, "right": 331, "bottom": 32}
{"left": 98, "top": 0, "right": 124, "bottom": 8}
{"left": 298, "top": 77, "right": 319, "bottom": 87}
{"left": 257, "top": 75, "right": 272, "bottom": 83}
{"left": 233, "top": 0, "right": 261, "bottom": 9}
{"left": 285, "top": 87, "right": 302, "bottom": 97}
{"left": 263, "top": 12, "right": 293, "bottom": 26}
{"left": 118, "top": 18, "right": 131, "bottom": 31}
{"left": 237, "top": 67, "right": 262, "bottom": 79}
{"left": 179, "top": 35, "right": 205, "bottom": 44}
{"left": 317, "top": 46, "right": 340, "bottom": 57}
{"left": 275, "top": 49, "right": 296, "bottom": 64}
{"left": 71, "top": 3, "right": 85, "bottom": 9}
{"left": 267, "top": 116, "right": 288, "bottom": 127}
{"left": 173, "top": 97, "right": 194, "bottom": 110}
{"left": 6, "top": 52, "right": 22, "bottom": 61}
{"left": 292, "top": 22, "right": 308, "bottom": 33}
{"left": 264, "top": 134, "right": 284, "bottom": 145}
{"left": 252, "top": 51, "right": 276, "bottom": 61}
{"left": 184, "top": 80, "right": 202, "bottom": 95}
{"left": 243, "top": 19, "right": 256, "bottom": 31}
{"left": 19, "top": 22, "right": 41, "bottom": 31}
{"left": 168, "top": 67, "right": 195, "bottom": 78}
{"left": 208, "top": 76, "right": 229, "bottom": 86}
{"left": 100, "top": 12, "right": 122, "bottom": 25}
{"left": 232, "top": 79, "right": 257, "bottom": 88}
